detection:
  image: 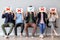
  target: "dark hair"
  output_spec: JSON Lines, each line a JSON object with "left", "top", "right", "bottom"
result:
{"left": 31, "top": 12, "right": 34, "bottom": 13}
{"left": 29, "top": 5, "right": 32, "bottom": 7}
{"left": 27, "top": 12, "right": 34, "bottom": 14}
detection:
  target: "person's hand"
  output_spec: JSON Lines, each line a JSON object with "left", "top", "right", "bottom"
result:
{"left": 55, "top": 15, "right": 58, "bottom": 19}
{"left": 2, "top": 10, "right": 5, "bottom": 14}
{"left": 26, "top": 12, "right": 28, "bottom": 16}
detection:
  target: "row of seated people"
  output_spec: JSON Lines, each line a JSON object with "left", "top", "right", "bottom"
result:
{"left": 1, "top": 6, "right": 58, "bottom": 38}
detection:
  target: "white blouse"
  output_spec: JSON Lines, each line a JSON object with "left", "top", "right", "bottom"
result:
{"left": 49, "top": 15, "right": 56, "bottom": 22}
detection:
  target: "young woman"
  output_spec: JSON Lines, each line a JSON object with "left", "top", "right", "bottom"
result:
{"left": 48, "top": 8, "right": 58, "bottom": 36}
{"left": 25, "top": 6, "right": 37, "bottom": 37}
{"left": 14, "top": 8, "right": 24, "bottom": 37}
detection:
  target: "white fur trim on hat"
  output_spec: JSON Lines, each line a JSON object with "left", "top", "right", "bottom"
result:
{"left": 39, "top": 7, "right": 46, "bottom": 12}
{"left": 50, "top": 8, "right": 57, "bottom": 12}
{"left": 16, "top": 8, "right": 23, "bottom": 13}
{"left": 5, "top": 7, "right": 12, "bottom": 13}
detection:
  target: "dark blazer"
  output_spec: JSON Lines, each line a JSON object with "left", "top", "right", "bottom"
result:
{"left": 2, "top": 13, "right": 15, "bottom": 24}
{"left": 37, "top": 12, "right": 48, "bottom": 24}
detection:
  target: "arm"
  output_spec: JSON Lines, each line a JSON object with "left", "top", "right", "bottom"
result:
{"left": 2, "top": 10, "right": 6, "bottom": 18}
{"left": 45, "top": 13, "right": 48, "bottom": 19}
{"left": 34, "top": 12, "right": 36, "bottom": 17}
{"left": 55, "top": 13, "right": 58, "bottom": 19}
{"left": 48, "top": 13, "right": 51, "bottom": 19}
{"left": 25, "top": 12, "right": 29, "bottom": 20}
{"left": 13, "top": 13, "right": 16, "bottom": 20}
{"left": 22, "top": 12, "right": 24, "bottom": 20}
{"left": 36, "top": 13, "right": 39, "bottom": 24}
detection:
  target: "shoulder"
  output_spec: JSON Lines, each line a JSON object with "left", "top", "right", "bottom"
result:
{"left": 43, "top": 12, "right": 47, "bottom": 15}
{"left": 37, "top": 12, "right": 41, "bottom": 15}
{"left": 3, "top": 13, "right": 8, "bottom": 15}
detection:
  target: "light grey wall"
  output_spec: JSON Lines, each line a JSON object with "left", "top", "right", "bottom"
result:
{"left": 0, "top": 0, "right": 60, "bottom": 36}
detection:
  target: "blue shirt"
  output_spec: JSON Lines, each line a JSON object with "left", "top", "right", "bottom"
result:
{"left": 16, "top": 13, "right": 24, "bottom": 24}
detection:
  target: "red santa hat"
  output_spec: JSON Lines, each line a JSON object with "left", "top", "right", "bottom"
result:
{"left": 16, "top": 8, "right": 23, "bottom": 13}
{"left": 5, "top": 7, "right": 12, "bottom": 12}
{"left": 39, "top": 7, "right": 46, "bottom": 12}
{"left": 50, "top": 8, "right": 57, "bottom": 13}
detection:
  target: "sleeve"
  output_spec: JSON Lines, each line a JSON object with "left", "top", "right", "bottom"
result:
{"left": 13, "top": 13, "right": 17, "bottom": 20}
{"left": 2, "top": 13, "right": 6, "bottom": 18}
{"left": 55, "top": 13, "right": 58, "bottom": 18}
{"left": 37, "top": 13, "right": 39, "bottom": 18}
{"left": 37, "top": 12, "right": 40, "bottom": 19}
{"left": 45, "top": 13, "right": 48, "bottom": 18}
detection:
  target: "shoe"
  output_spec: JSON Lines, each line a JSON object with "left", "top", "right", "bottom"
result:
{"left": 25, "top": 35, "right": 29, "bottom": 38}
{"left": 55, "top": 32, "right": 58, "bottom": 36}
{"left": 5, "top": 35, "right": 9, "bottom": 39}
{"left": 26, "top": 36, "right": 29, "bottom": 38}
{"left": 31, "top": 36, "right": 34, "bottom": 38}
{"left": 14, "top": 35, "right": 17, "bottom": 38}
{"left": 31, "top": 35, "right": 35, "bottom": 38}
{"left": 39, "top": 34, "right": 44, "bottom": 38}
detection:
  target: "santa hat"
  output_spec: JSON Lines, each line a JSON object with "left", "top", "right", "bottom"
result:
{"left": 50, "top": 8, "right": 57, "bottom": 13}
{"left": 16, "top": 8, "right": 23, "bottom": 13}
{"left": 39, "top": 7, "right": 46, "bottom": 12}
{"left": 5, "top": 7, "right": 12, "bottom": 13}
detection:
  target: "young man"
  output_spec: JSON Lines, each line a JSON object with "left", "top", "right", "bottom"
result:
{"left": 25, "top": 6, "right": 37, "bottom": 37}
{"left": 37, "top": 6, "right": 48, "bottom": 38}
{"left": 14, "top": 8, "right": 24, "bottom": 37}
{"left": 2, "top": 7, "right": 15, "bottom": 38}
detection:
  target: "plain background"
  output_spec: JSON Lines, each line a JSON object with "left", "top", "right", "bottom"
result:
{"left": 0, "top": 0, "right": 60, "bottom": 36}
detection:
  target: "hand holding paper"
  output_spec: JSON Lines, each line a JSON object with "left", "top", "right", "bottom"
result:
{"left": 5, "top": 7, "right": 11, "bottom": 13}
{"left": 27, "top": 7, "right": 34, "bottom": 12}
{"left": 16, "top": 8, "right": 23, "bottom": 13}
{"left": 39, "top": 7, "right": 46, "bottom": 12}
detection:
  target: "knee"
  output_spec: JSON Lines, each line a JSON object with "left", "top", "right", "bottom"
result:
{"left": 34, "top": 26, "right": 37, "bottom": 30}
{"left": 25, "top": 26, "right": 28, "bottom": 31}
{"left": 1, "top": 24, "right": 5, "bottom": 28}
{"left": 9, "top": 23, "right": 14, "bottom": 27}
{"left": 25, "top": 24, "right": 28, "bottom": 30}
{"left": 33, "top": 24, "right": 37, "bottom": 29}
{"left": 33, "top": 26, "right": 37, "bottom": 30}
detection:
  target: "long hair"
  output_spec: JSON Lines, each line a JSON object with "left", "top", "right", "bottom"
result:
{"left": 49, "top": 12, "right": 56, "bottom": 17}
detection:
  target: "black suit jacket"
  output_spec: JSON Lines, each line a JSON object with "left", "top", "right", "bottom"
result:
{"left": 37, "top": 12, "right": 48, "bottom": 24}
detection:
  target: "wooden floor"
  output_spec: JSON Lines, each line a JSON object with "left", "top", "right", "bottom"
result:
{"left": 0, "top": 36, "right": 60, "bottom": 40}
